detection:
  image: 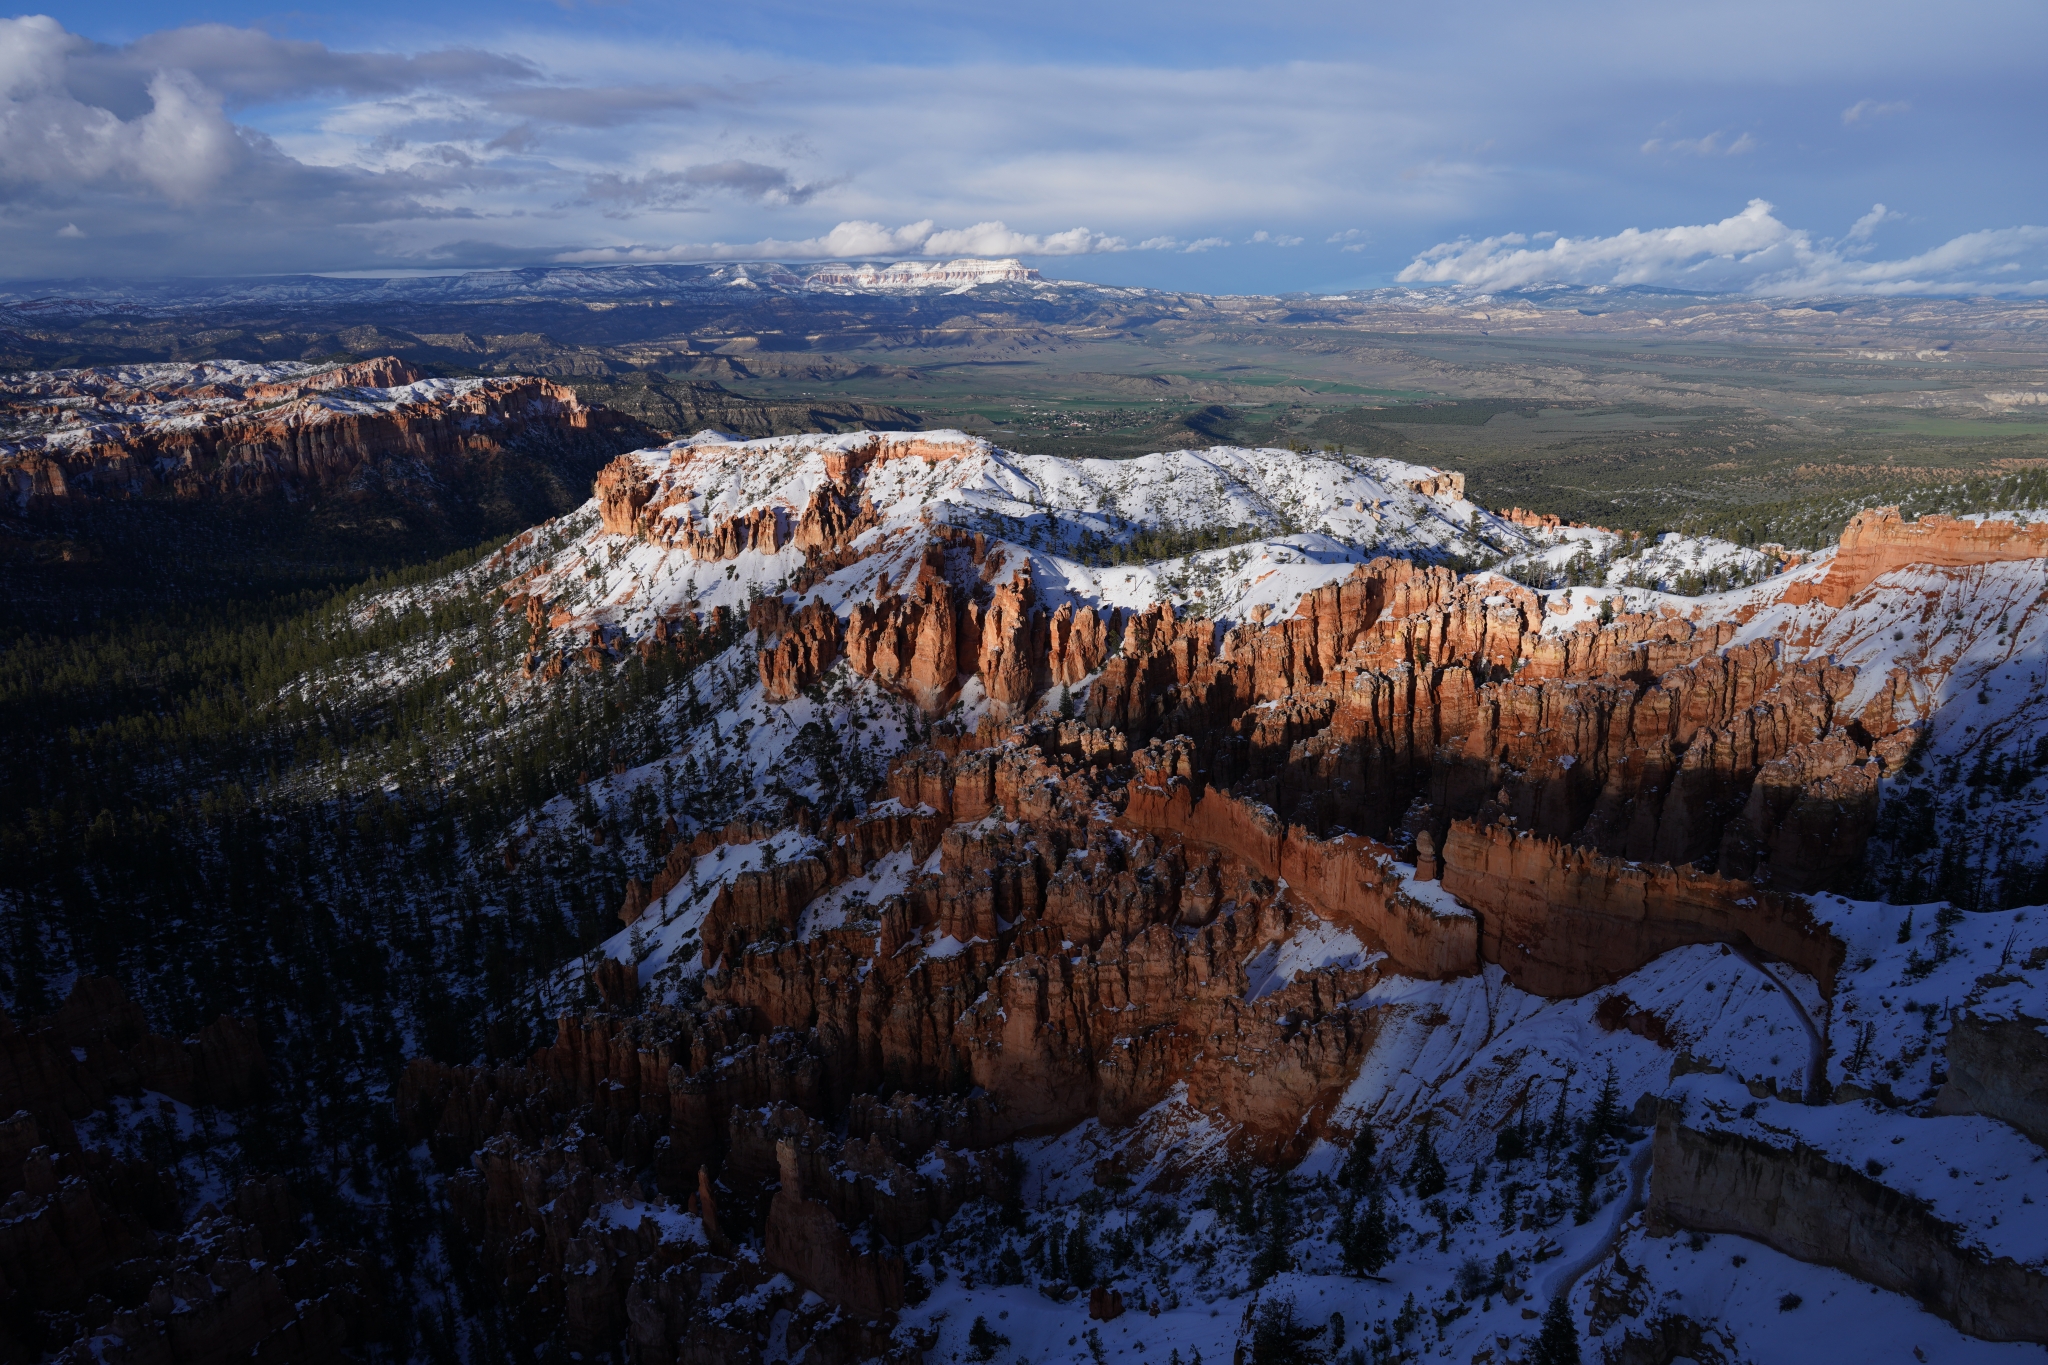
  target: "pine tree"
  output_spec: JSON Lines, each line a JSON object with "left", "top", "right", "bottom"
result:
{"left": 1409, "top": 1124, "right": 1447, "bottom": 1198}
{"left": 1589, "top": 1062, "right": 1622, "bottom": 1142}
{"left": 1340, "top": 1186, "right": 1393, "bottom": 1276}
{"left": 1337, "top": 1123, "right": 1376, "bottom": 1195}
{"left": 1546, "top": 1068, "right": 1576, "bottom": 1152}
{"left": 1250, "top": 1175, "right": 1294, "bottom": 1286}
{"left": 1248, "top": 1295, "right": 1325, "bottom": 1365}
{"left": 1530, "top": 1293, "right": 1581, "bottom": 1365}
{"left": 968, "top": 1316, "right": 1011, "bottom": 1362}
{"left": 1066, "top": 1219, "right": 1097, "bottom": 1288}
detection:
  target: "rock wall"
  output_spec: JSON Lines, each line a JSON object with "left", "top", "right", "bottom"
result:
{"left": 1791, "top": 507, "right": 2048, "bottom": 608}
{"left": 1441, "top": 820, "right": 1844, "bottom": 998}
{"left": 5, "top": 359, "right": 652, "bottom": 511}
{"left": 1123, "top": 774, "right": 1478, "bottom": 980}
{"left": 1650, "top": 1114, "right": 2048, "bottom": 1344}
{"left": 1935, "top": 1010, "right": 2048, "bottom": 1149}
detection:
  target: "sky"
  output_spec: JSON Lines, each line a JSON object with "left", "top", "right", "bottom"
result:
{"left": 4, "top": 1, "right": 2045, "bottom": 295}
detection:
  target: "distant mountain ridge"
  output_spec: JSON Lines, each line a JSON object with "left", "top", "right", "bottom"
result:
{"left": 0, "top": 258, "right": 1121, "bottom": 313}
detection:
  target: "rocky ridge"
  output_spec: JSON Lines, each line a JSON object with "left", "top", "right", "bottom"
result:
{"left": 388, "top": 426, "right": 2048, "bottom": 1361}
{"left": 0, "top": 356, "right": 657, "bottom": 516}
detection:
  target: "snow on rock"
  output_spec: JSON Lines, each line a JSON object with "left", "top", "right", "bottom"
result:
{"left": 1242, "top": 918, "right": 1377, "bottom": 1002}
{"left": 1668, "top": 1071, "right": 2048, "bottom": 1267}
{"left": 804, "top": 258, "right": 1042, "bottom": 289}
{"left": 550, "top": 429, "right": 1524, "bottom": 643}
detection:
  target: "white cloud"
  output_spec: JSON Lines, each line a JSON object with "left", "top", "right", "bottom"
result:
{"left": 1327, "top": 227, "right": 1371, "bottom": 252}
{"left": 556, "top": 217, "right": 1130, "bottom": 263}
{"left": 1843, "top": 99, "right": 1910, "bottom": 126}
{"left": 56, "top": 222, "right": 83, "bottom": 238}
{"left": 920, "top": 221, "right": 1125, "bottom": 256}
{"left": 580, "top": 160, "right": 835, "bottom": 215}
{"left": 0, "top": 18, "right": 242, "bottom": 202}
{"left": 1397, "top": 199, "right": 2048, "bottom": 296}
{"left": 1641, "top": 130, "right": 1756, "bottom": 156}
{"left": 1249, "top": 230, "right": 1303, "bottom": 246}
{"left": 1136, "top": 235, "right": 1230, "bottom": 252}
{"left": 1846, "top": 203, "right": 1902, "bottom": 242}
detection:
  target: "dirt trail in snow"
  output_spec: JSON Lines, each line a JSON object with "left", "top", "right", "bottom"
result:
{"left": 1731, "top": 945, "right": 1828, "bottom": 1103}
{"left": 1540, "top": 1137, "right": 1655, "bottom": 1302}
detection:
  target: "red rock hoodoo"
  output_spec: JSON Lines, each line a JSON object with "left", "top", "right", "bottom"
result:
{"left": 403, "top": 490, "right": 2037, "bottom": 1345}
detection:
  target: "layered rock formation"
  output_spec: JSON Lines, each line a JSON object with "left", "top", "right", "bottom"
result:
{"left": 1934, "top": 1010, "right": 2048, "bottom": 1148}
{"left": 0, "top": 977, "right": 263, "bottom": 1126}
{"left": 1791, "top": 506, "right": 2048, "bottom": 607}
{"left": 2, "top": 356, "right": 657, "bottom": 514}
{"left": 406, "top": 470, "right": 2048, "bottom": 1356}
{"left": 1650, "top": 1106, "right": 2048, "bottom": 1343}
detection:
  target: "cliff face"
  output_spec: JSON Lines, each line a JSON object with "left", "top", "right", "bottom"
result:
{"left": 2, "top": 356, "right": 659, "bottom": 516}
{"left": 1935, "top": 1010, "right": 2048, "bottom": 1148}
{"left": 1650, "top": 1111, "right": 2048, "bottom": 1343}
{"left": 403, "top": 465, "right": 2048, "bottom": 1349}
{"left": 1441, "top": 821, "right": 1844, "bottom": 998}
{"left": 1792, "top": 506, "right": 2048, "bottom": 608}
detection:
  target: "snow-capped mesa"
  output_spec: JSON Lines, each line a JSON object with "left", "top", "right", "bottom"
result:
{"left": 386, "top": 415, "right": 2048, "bottom": 1364}
{"left": 804, "top": 257, "right": 1044, "bottom": 289}
{"left": 1, "top": 354, "right": 640, "bottom": 510}
{"left": 45, "top": 391, "right": 2042, "bottom": 1365}
{"left": 550, "top": 428, "right": 1525, "bottom": 641}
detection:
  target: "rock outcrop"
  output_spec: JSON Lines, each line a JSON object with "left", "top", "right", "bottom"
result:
{"left": 1792, "top": 507, "right": 2048, "bottom": 608}
{"left": 1935, "top": 1010, "right": 2048, "bottom": 1149}
{"left": 0, "top": 977, "right": 264, "bottom": 1126}
{"left": 410, "top": 493, "right": 2048, "bottom": 1351}
{"left": 2, "top": 357, "right": 656, "bottom": 513}
{"left": 0, "top": 982, "right": 370, "bottom": 1364}
{"left": 1650, "top": 1110, "right": 2048, "bottom": 1344}
{"left": 1440, "top": 820, "right": 1843, "bottom": 998}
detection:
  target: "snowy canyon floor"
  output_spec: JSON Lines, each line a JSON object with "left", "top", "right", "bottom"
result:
{"left": 2, "top": 408, "right": 2048, "bottom": 1364}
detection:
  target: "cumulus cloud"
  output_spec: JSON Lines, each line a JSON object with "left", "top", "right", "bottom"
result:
{"left": 1249, "top": 230, "right": 1303, "bottom": 246}
{"left": 1397, "top": 199, "right": 2048, "bottom": 296}
{"left": 1327, "top": 228, "right": 1371, "bottom": 252}
{"left": 0, "top": 18, "right": 242, "bottom": 201}
{"left": 560, "top": 217, "right": 1129, "bottom": 263}
{"left": 921, "top": 221, "right": 1126, "bottom": 256}
{"left": 1843, "top": 99, "right": 1910, "bottom": 125}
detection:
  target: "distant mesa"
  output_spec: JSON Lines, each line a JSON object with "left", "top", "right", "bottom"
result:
{"left": 805, "top": 257, "right": 1043, "bottom": 289}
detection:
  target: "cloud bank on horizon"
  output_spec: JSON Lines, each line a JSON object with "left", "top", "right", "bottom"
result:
{"left": 1397, "top": 200, "right": 2048, "bottom": 298}
{"left": 4, "top": 4, "right": 2045, "bottom": 296}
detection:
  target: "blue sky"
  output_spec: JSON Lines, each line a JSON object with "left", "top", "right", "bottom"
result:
{"left": 6, "top": 1, "right": 2045, "bottom": 292}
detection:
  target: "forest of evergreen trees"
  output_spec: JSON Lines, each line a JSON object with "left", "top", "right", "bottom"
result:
{"left": 0, "top": 513, "right": 734, "bottom": 1354}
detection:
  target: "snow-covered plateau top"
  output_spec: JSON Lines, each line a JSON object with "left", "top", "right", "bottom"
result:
{"left": 591, "top": 429, "right": 1526, "bottom": 628}
{"left": 804, "top": 257, "right": 1043, "bottom": 289}
{"left": 1, "top": 373, "right": 529, "bottom": 456}
{"left": 3, "top": 359, "right": 325, "bottom": 395}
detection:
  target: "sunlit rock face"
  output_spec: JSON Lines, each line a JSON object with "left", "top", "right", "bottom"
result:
{"left": 383, "top": 414, "right": 2048, "bottom": 1361}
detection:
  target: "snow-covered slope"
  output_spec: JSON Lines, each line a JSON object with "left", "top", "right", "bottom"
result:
{"left": 561, "top": 428, "right": 1520, "bottom": 633}
{"left": 351, "top": 423, "right": 2048, "bottom": 1365}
